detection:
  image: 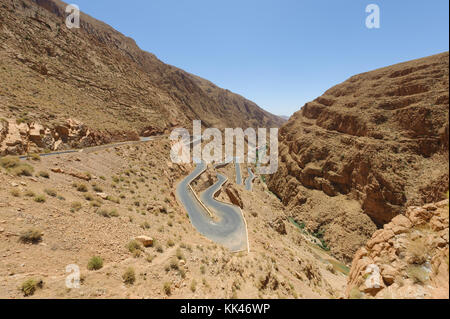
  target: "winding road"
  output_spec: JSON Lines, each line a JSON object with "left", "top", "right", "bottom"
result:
{"left": 175, "top": 158, "right": 252, "bottom": 252}
{"left": 14, "top": 133, "right": 257, "bottom": 252}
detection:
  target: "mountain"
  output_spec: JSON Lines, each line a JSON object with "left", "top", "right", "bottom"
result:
{"left": 0, "top": 0, "right": 284, "bottom": 155}
{"left": 267, "top": 52, "right": 449, "bottom": 262}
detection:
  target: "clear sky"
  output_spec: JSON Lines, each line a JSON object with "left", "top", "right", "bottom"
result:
{"left": 72, "top": 0, "right": 449, "bottom": 117}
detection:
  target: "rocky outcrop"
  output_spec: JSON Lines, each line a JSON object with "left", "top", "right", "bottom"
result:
{"left": 225, "top": 185, "right": 244, "bottom": 209}
{"left": 134, "top": 236, "right": 154, "bottom": 248}
{"left": 51, "top": 167, "right": 92, "bottom": 181}
{"left": 269, "top": 217, "right": 287, "bottom": 235}
{"left": 267, "top": 53, "right": 449, "bottom": 261}
{"left": 0, "top": 117, "right": 134, "bottom": 155}
{"left": 346, "top": 200, "right": 449, "bottom": 299}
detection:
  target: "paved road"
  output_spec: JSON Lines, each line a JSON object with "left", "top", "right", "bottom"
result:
{"left": 18, "top": 135, "right": 166, "bottom": 160}
{"left": 176, "top": 160, "right": 248, "bottom": 252}
{"left": 245, "top": 167, "right": 255, "bottom": 191}
{"left": 234, "top": 161, "right": 242, "bottom": 185}
{"left": 199, "top": 173, "right": 248, "bottom": 251}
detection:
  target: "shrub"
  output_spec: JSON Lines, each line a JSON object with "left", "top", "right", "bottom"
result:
{"left": 108, "top": 209, "right": 119, "bottom": 217}
{"left": 20, "top": 279, "right": 43, "bottom": 296}
{"left": 75, "top": 184, "right": 88, "bottom": 192}
{"left": 167, "top": 239, "right": 175, "bottom": 247}
{"left": 156, "top": 244, "right": 164, "bottom": 253}
{"left": 44, "top": 189, "right": 57, "bottom": 197}
{"left": 107, "top": 196, "right": 120, "bottom": 204}
{"left": 200, "top": 265, "right": 206, "bottom": 275}
{"left": 407, "top": 239, "right": 428, "bottom": 264}
{"left": 38, "top": 171, "right": 49, "bottom": 178}
{"left": 12, "top": 164, "right": 34, "bottom": 177}
{"left": 349, "top": 287, "right": 363, "bottom": 299}
{"left": 97, "top": 209, "right": 119, "bottom": 218}
{"left": 87, "top": 256, "right": 103, "bottom": 270}
{"left": 19, "top": 229, "right": 43, "bottom": 244}
{"left": 10, "top": 189, "right": 21, "bottom": 197}
{"left": 0, "top": 156, "right": 33, "bottom": 176}
{"left": 163, "top": 282, "right": 171, "bottom": 295}
{"left": 122, "top": 267, "right": 136, "bottom": 285}
{"left": 190, "top": 279, "right": 197, "bottom": 293}
{"left": 70, "top": 201, "right": 82, "bottom": 212}
{"left": 34, "top": 195, "right": 46, "bottom": 203}
{"left": 176, "top": 248, "right": 184, "bottom": 260}
{"left": 84, "top": 193, "right": 94, "bottom": 201}
{"left": 406, "top": 265, "right": 429, "bottom": 284}
{"left": 146, "top": 254, "right": 154, "bottom": 263}
{"left": 24, "top": 190, "right": 35, "bottom": 197}
{"left": 127, "top": 240, "right": 143, "bottom": 254}
{"left": 0, "top": 156, "right": 20, "bottom": 169}
{"left": 169, "top": 258, "right": 179, "bottom": 270}
{"left": 28, "top": 153, "right": 41, "bottom": 161}
{"left": 90, "top": 200, "right": 102, "bottom": 208}
{"left": 92, "top": 185, "right": 103, "bottom": 192}
{"left": 141, "top": 221, "right": 150, "bottom": 230}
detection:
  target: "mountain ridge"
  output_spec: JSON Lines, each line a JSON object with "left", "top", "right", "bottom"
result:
{"left": 0, "top": 0, "right": 284, "bottom": 155}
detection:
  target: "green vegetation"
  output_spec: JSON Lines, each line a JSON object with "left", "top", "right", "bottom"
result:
{"left": 0, "top": 156, "right": 35, "bottom": 176}
{"left": 190, "top": 279, "right": 197, "bottom": 293}
{"left": 73, "top": 183, "right": 88, "bottom": 192}
{"left": 349, "top": 287, "right": 363, "bottom": 299}
{"left": 122, "top": 267, "right": 136, "bottom": 285}
{"left": 70, "top": 201, "right": 82, "bottom": 212}
{"left": 406, "top": 265, "right": 429, "bottom": 284}
{"left": 19, "top": 228, "right": 43, "bottom": 244}
{"left": 163, "top": 282, "right": 171, "bottom": 295}
{"left": 87, "top": 256, "right": 103, "bottom": 270}
{"left": 27, "top": 153, "right": 41, "bottom": 162}
{"left": 20, "top": 279, "right": 43, "bottom": 297}
{"left": 97, "top": 208, "right": 119, "bottom": 218}
{"left": 127, "top": 240, "right": 143, "bottom": 256}
{"left": 34, "top": 194, "right": 46, "bottom": 203}
{"left": 44, "top": 188, "right": 57, "bottom": 197}
{"left": 38, "top": 171, "right": 50, "bottom": 178}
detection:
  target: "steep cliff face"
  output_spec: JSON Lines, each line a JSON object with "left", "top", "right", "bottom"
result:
{"left": 267, "top": 52, "right": 449, "bottom": 262}
{"left": 0, "top": 0, "right": 283, "bottom": 154}
{"left": 346, "top": 200, "right": 449, "bottom": 299}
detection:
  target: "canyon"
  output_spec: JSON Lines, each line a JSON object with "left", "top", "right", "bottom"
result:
{"left": 0, "top": 0, "right": 448, "bottom": 300}
{"left": 267, "top": 52, "right": 449, "bottom": 263}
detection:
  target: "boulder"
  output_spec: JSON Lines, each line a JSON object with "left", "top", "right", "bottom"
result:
{"left": 269, "top": 216, "right": 287, "bottom": 235}
{"left": 134, "top": 236, "right": 153, "bottom": 247}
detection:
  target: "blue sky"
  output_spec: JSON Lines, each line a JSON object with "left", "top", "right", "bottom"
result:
{"left": 73, "top": 0, "right": 449, "bottom": 116}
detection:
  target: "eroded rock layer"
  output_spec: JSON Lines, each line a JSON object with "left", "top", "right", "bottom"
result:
{"left": 268, "top": 52, "right": 449, "bottom": 262}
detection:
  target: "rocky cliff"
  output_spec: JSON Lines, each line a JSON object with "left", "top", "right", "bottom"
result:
{"left": 0, "top": 0, "right": 283, "bottom": 155}
{"left": 267, "top": 52, "right": 449, "bottom": 262}
{"left": 346, "top": 199, "right": 449, "bottom": 299}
